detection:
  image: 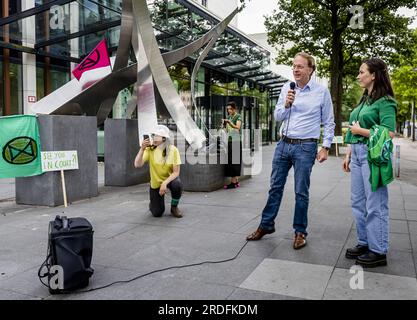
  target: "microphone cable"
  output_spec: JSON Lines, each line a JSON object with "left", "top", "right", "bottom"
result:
{"left": 284, "top": 82, "right": 296, "bottom": 139}
{"left": 64, "top": 240, "right": 250, "bottom": 294}
{"left": 281, "top": 82, "right": 295, "bottom": 159}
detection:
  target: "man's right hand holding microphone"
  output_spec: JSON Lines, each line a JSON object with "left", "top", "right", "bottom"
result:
{"left": 285, "top": 88, "right": 296, "bottom": 108}
{"left": 285, "top": 82, "right": 296, "bottom": 109}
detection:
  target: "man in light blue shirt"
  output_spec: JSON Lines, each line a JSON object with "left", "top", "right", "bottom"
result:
{"left": 247, "top": 52, "right": 335, "bottom": 249}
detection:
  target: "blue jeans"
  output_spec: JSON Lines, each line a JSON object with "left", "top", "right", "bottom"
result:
{"left": 260, "top": 140, "right": 317, "bottom": 235}
{"left": 350, "top": 143, "right": 389, "bottom": 254}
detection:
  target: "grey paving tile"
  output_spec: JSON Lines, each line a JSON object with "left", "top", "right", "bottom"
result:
{"left": 389, "top": 195, "right": 405, "bottom": 210}
{"left": 240, "top": 258, "right": 333, "bottom": 300}
{"left": 390, "top": 209, "right": 407, "bottom": 220}
{"left": 92, "top": 225, "right": 184, "bottom": 267}
{"left": 390, "top": 219, "right": 409, "bottom": 234}
{"left": 174, "top": 254, "right": 264, "bottom": 287}
{"left": 268, "top": 237, "right": 345, "bottom": 267}
{"left": 0, "top": 145, "right": 415, "bottom": 301}
{"left": 227, "top": 288, "right": 304, "bottom": 300}
{"left": 390, "top": 233, "right": 412, "bottom": 252}
{"left": 410, "top": 232, "right": 417, "bottom": 253}
{"left": 307, "top": 219, "right": 352, "bottom": 242}
{"left": 400, "top": 183, "right": 417, "bottom": 196}
{"left": 240, "top": 237, "right": 285, "bottom": 258}
{"left": 406, "top": 210, "right": 417, "bottom": 222}
{"left": 186, "top": 215, "right": 255, "bottom": 234}
{"left": 404, "top": 196, "right": 417, "bottom": 211}
{"left": 324, "top": 268, "right": 417, "bottom": 300}
{"left": 92, "top": 222, "right": 140, "bottom": 239}
{"left": 409, "top": 221, "right": 417, "bottom": 234}
{"left": 110, "top": 230, "right": 248, "bottom": 274}
{"left": 0, "top": 266, "right": 52, "bottom": 299}
{"left": 0, "top": 288, "right": 39, "bottom": 300}
{"left": 137, "top": 277, "right": 236, "bottom": 300}
{"left": 0, "top": 259, "right": 42, "bottom": 283}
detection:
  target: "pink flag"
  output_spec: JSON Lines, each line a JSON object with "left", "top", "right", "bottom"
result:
{"left": 72, "top": 39, "right": 112, "bottom": 89}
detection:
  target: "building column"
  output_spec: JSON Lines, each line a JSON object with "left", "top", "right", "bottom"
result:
{"left": 21, "top": 0, "right": 36, "bottom": 115}
{"left": 69, "top": 1, "right": 80, "bottom": 78}
{"left": 2, "top": 0, "right": 11, "bottom": 116}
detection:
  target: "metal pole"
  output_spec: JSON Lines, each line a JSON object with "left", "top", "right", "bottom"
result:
{"left": 413, "top": 99, "right": 416, "bottom": 142}
{"left": 395, "top": 145, "right": 400, "bottom": 178}
{"left": 60, "top": 170, "right": 68, "bottom": 207}
{"left": 2, "top": 0, "right": 11, "bottom": 116}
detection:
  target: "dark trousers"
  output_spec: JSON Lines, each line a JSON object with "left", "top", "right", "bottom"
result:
{"left": 225, "top": 139, "right": 242, "bottom": 177}
{"left": 149, "top": 178, "right": 183, "bottom": 217}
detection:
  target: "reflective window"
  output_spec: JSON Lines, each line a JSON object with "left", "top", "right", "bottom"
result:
{"left": 9, "top": 62, "right": 23, "bottom": 115}
{"left": 0, "top": 0, "right": 279, "bottom": 143}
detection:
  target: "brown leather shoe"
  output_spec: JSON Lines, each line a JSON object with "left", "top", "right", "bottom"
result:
{"left": 293, "top": 232, "right": 307, "bottom": 250}
{"left": 246, "top": 227, "right": 275, "bottom": 241}
{"left": 170, "top": 206, "right": 183, "bottom": 218}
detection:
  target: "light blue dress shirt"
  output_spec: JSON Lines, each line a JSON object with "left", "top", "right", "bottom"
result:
{"left": 274, "top": 79, "right": 335, "bottom": 148}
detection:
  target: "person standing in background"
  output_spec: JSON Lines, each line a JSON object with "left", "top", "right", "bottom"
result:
{"left": 223, "top": 101, "right": 242, "bottom": 189}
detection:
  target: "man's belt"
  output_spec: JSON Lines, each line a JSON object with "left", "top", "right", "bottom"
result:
{"left": 282, "top": 136, "right": 318, "bottom": 144}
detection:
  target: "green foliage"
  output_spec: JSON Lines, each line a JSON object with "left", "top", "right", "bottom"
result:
{"left": 259, "top": 0, "right": 417, "bottom": 131}
{"left": 265, "top": 0, "right": 416, "bottom": 74}
{"left": 391, "top": 29, "right": 417, "bottom": 123}
{"left": 169, "top": 65, "right": 191, "bottom": 91}
{"left": 342, "top": 76, "right": 363, "bottom": 121}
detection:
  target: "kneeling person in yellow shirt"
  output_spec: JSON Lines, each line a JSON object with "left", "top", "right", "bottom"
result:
{"left": 134, "top": 125, "right": 183, "bottom": 218}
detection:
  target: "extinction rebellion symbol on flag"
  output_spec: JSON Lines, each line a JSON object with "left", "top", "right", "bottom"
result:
{"left": 2, "top": 136, "right": 38, "bottom": 165}
{"left": 77, "top": 48, "right": 101, "bottom": 71}
{"left": 0, "top": 115, "right": 42, "bottom": 179}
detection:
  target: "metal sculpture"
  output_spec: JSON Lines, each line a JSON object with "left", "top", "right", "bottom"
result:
{"left": 31, "top": 0, "right": 240, "bottom": 150}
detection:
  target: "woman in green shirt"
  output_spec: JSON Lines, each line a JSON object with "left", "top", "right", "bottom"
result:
{"left": 342, "top": 58, "right": 397, "bottom": 268}
{"left": 223, "top": 101, "right": 242, "bottom": 189}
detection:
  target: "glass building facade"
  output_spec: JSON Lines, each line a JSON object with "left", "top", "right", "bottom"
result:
{"left": 1, "top": 0, "right": 287, "bottom": 145}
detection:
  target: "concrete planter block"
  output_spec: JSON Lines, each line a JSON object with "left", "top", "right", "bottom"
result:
{"left": 16, "top": 115, "right": 98, "bottom": 206}
{"left": 240, "top": 148, "right": 253, "bottom": 181}
{"left": 104, "top": 119, "right": 149, "bottom": 187}
{"left": 180, "top": 152, "right": 225, "bottom": 192}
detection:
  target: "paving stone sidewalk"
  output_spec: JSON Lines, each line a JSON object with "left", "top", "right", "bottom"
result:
{"left": 0, "top": 141, "right": 416, "bottom": 300}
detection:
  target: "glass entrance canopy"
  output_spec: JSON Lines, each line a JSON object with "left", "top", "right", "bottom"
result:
{"left": 0, "top": 0, "right": 287, "bottom": 90}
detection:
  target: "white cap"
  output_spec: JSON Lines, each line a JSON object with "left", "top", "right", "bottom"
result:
{"left": 151, "top": 125, "right": 170, "bottom": 138}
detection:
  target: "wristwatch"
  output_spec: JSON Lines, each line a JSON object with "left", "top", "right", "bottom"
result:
{"left": 323, "top": 146, "right": 330, "bottom": 151}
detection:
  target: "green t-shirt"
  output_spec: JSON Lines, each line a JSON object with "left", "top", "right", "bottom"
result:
{"left": 344, "top": 96, "right": 397, "bottom": 144}
{"left": 227, "top": 113, "right": 242, "bottom": 141}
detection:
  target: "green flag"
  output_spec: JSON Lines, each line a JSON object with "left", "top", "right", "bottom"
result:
{"left": 0, "top": 115, "right": 42, "bottom": 179}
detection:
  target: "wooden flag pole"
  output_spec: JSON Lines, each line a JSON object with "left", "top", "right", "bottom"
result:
{"left": 60, "top": 170, "right": 68, "bottom": 207}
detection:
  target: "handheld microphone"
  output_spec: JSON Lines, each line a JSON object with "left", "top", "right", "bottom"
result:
{"left": 289, "top": 82, "right": 296, "bottom": 107}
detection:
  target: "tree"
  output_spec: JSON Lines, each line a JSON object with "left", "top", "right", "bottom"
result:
{"left": 342, "top": 76, "right": 363, "bottom": 122}
{"left": 263, "top": 0, "right": 417, "bottom": 135}
{"left": 392, "top": 29, "right": 417, "bottom": 127}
